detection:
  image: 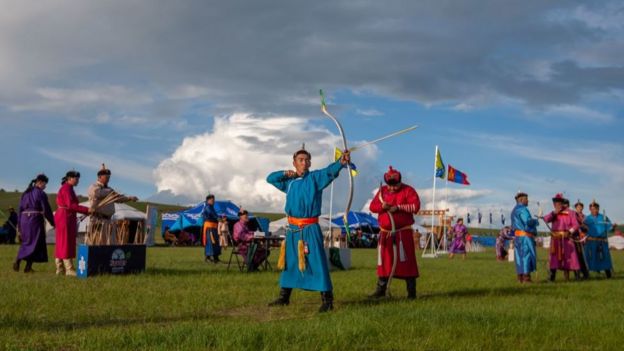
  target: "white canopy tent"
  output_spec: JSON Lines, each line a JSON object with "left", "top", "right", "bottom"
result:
{"left": 269, "top": 216, "right": 333, "bottom": 237}
{"left": 77, "top": 202, "right": 145, "bottom": 233}
{"left": 609, "top": 235, "right": 624, "bottom": 250}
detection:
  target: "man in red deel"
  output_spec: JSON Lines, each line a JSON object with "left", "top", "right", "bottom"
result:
{"left": 369, "top": 166, "right": 420, "bottom": 299}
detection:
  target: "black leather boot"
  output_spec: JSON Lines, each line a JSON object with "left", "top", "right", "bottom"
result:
{"left": 605, "top": 269, "right": 612, "bottom": 279}
{"left": 268, "top": 288, "right": 292, "bottom": 306}
{"left": 549, "top": 269, "right": 557, "bottom": 282}
{"left": 23, "top": 260, "right": 33, "bottom": 273}
{"left": 319, "top": 291, "right": 334, "bottom": 313}
{"left": 406, "top": 277, "right": 417, "bottom": 299}
{"left": 12, "top": 259, "right": 20, "bottom": 272}
{"left": 573, "top": 270, "right": 580, "bottom": 280}
{"left": 368, "top": 278, "right": 388, "bottom": 298}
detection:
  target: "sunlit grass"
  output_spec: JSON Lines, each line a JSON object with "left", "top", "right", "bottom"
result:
{"left": 1, "top": 245, "right": 622, "bottom": 350}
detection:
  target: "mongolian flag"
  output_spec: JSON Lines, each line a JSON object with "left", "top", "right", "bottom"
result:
{"left": 489, "top": 212, "right": 493, "bottom": 224}
{"left": 478, "top": 212, "right": 482, "bottom": 224}
{"left": 435, "top": 148, "right": 445, "bottom": 179}
{"left": 334, "top": 147, "right": 358, "bottom": 177}
{"left": 501, "top": 213, "right": 506, "bottom": 225}
{"left": 447, "top": 165, "right": 470, "bottom": 185}
{"left": 467, "top": 213, "right": 471, "bottom": 224}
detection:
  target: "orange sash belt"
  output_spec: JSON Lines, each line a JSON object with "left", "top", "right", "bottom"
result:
{"left": 586, "top": 237, "right": 608, "bottom": 242}
{"left": 515, "top": 230, "right": 534, "bottom": 238}
{"left": 288, "top": 216, "right": 319, "bottom": 228}
{"left": 550, "top": 231, "right": 569, "bottom": 238}
{"left": 203, "top": 221, "right": 218, "bottom": 229}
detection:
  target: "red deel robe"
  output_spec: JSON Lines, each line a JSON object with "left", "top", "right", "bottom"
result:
{"left": 55, "top": 183, "right": 89, "bottom": 259}
{"left": 370, "top": 184, "right": 421, "bottom": 278}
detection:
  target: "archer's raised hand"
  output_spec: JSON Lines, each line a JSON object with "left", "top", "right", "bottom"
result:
{"left": 284, "top": 170, "right": 297, "bottom": 178}
{"left": 340, "top": 150, "right": 351, "bottom": 165}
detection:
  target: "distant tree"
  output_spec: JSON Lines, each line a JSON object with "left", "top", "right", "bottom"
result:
{"left": 0, "top": 188, "right": 5, "bottom": 193}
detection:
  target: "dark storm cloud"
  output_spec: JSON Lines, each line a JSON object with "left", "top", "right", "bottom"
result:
{"left": 1, "top": 0, "right": 622, "bottom": 118}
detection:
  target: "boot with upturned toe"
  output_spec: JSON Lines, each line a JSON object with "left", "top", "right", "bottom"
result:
{"left": 12, "top": 259, "right": 20, "bottom": 272}
{"left": 23, "top": 261, "right": 34, "bottom": 273}
{"left": 55, "top": 259, "right": 65, "bottom": 275}
{"left": 319, "top": 291, "right": 334, "bottom": 313}
{"left": 406, "top": 277, "right": 417, "bottom": 299}
{"left": 549, "top": 269, "right": 557, "bottom": 282}
{"left": 368, "top": 278, "right": 388, "bottom": 298}
{"left": 268, "top": 288, "right": 292, "bottom": 306}
{"left": 63, "top": 259, "right": 77, "bottom": 276}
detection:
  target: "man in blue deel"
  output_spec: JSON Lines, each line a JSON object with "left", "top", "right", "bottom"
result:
{"left": 583, "top": 200, "right": 615, "bottom": 278}
{"left": 510, "top": 192, "right": 539, "bottom": 283}
{"left": 266, "top": 145, "right": 350, "bottom": 312}
{"left": 202, "top": 194, "right": 221, "bottom": 263}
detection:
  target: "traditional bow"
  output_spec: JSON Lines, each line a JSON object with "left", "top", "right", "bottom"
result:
{"left": 378, "top": 182, "right": 397, "bottom": 297}
{"left": 320, "top": 90, "right": 354, "bottom": 239}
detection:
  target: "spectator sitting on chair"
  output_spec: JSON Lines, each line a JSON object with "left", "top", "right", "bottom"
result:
{"left": 163, "top": 227, "right": 177, "bottom": 246}
{"left": 233, "top": 210, "right": 267, "bottom": 271}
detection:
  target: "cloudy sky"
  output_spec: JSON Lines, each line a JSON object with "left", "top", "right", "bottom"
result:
{"left": 1, "top": 1, "right": 623, "bottom": 224}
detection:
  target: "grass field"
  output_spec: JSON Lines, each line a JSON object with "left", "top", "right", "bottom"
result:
{"left": 1, "top": 244, "right": 623, "bottom": 351}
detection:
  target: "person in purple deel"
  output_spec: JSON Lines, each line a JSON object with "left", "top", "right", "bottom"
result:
{"left": 13, "top": 174, "right": 55, "bottom": 273}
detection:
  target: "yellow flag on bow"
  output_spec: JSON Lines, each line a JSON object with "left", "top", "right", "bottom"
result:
{"left": 334, "top": 148, "right": 358, "bottom": 177}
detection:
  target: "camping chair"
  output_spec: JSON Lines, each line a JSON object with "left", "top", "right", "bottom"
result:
{"left": 249, "top": 239, "right": 271, "bottom": 271}
{"left": 226, "top": 233, "right": 247, "bottom": 272}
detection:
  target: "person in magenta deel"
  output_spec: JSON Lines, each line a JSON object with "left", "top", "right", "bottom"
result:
{"left": 233, "top": 210, "right": 267, "bottom": 271}
{"left": 449, "top": 218, "right": 468, "bottom": 259}
{"left": 543, "top": 193, "right": 580, "bottom": 281}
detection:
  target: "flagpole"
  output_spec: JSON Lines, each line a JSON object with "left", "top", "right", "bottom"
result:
{"left": 328, "top": 148, "right": 334, "bottom": 248}
{"left": 442, "top": 175, "right": 449, "bottom": 252}
{"left": 425, "top": 145, "right": 438, "bottom": 258}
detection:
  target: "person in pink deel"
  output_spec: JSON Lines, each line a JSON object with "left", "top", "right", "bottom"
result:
{"left": 543, "top": 193, "right": 580, "bottom": 281}
{"left": 54, "top": 171, "right": 91, "bottom": 276}
{"left": 233, "top": 210, "right": 267, "bottom": 271}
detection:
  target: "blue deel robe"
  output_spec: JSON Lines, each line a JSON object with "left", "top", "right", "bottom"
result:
{"left": 266, "top": 160, "right": 344, "bottom": 292}
{"left": 202, "top": 203, "right": 221, "bottom": 257}
{"left": 583, "top": 214, "right": 613, "bottom": 271}
{"left": 511, "top": 204, "right": 539, "bottom": 274}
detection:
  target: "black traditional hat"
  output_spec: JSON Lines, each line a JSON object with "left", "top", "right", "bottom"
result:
{"left": 552, "top": 193, "right": 565, "bottom": 203}
{"left": 65, "top": 170, "right": 81, "bottom": 178}
{"left": 515, "top": 191, "right": 528, "bottom": 200}
{"left": 97, "top": 163, "right": 111, "bottom": 176}
{"left": 293, "top": 143, "right": 311, "bottom": 160}
{"left": 589, "top": 199, "right": 600, "bottom": 208}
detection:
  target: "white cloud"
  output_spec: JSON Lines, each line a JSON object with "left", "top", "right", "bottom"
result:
{"left": 360, "top": 185, "right": 493, "bottom": 213}
{"left": 451, "top": 103, "right": 474, "bottom": 112}
{"left": 356, "top": 108, "right": 384, "bottom": 117}
{"left": 541, "top": 104, "right": 615, "bottom": 123}
{"left": 154, "top": 114, "right": 379, "bottom": 212}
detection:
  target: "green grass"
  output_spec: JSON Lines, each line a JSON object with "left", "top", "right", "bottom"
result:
{"left": 1, "top": 245, "right": 623, "bottom": 351}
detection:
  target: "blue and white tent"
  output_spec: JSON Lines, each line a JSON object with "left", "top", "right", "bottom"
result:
{"left": 331, "top": 211, "right": 379, "bottom": 233}
{"left": 161, "top": 201, "right": 269, "bottom": 236}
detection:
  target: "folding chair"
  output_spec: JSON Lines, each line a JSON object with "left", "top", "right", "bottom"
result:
{"left": 227, "top": 233, "right": 247, "bottom": 272}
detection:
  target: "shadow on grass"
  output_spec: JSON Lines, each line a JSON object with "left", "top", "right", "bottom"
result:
{"left": 0, "top": 311, "right": 222, "bottom": 332}
{"left": 145, "top": 267, "right": 213, "bottom": 276}
{"left": 340, "top": 284, "right": 558, "bottom": 308}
